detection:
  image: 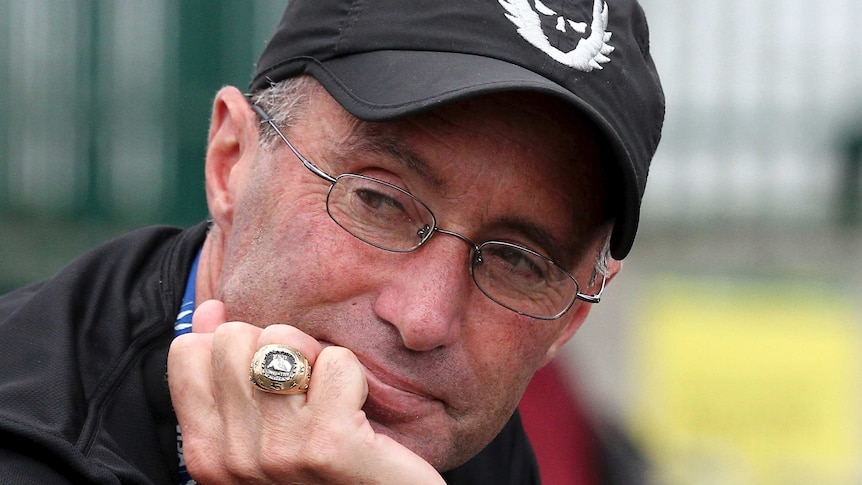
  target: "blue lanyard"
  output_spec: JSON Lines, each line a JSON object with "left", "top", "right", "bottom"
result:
{"left": 174, "top": 251, "right": 199, "bottom": 337}
{"left": 174, "top": 250, "right": 201, "bottom": 485}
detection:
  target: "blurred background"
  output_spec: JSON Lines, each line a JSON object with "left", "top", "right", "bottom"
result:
{"left": 1, "top": 1, "right": 860, "bottom": 484}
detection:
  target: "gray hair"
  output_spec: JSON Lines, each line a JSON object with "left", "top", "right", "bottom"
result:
{"left": 248, "top": 75, "right": 320, "bottom": 153}
{"left": 591, "top": 233, "right": 612, "bottom": 287}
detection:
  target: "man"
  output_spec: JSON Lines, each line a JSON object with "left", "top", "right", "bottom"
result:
{"left": 0, "top": 0, "right": 663, "bottom": 483}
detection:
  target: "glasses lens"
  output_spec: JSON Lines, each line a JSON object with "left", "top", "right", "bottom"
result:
{"left": 326, "top": 174, "right": 435, "bottom": 252}
{"left": 472, "top": 241, "right": 578, "bottom": 319}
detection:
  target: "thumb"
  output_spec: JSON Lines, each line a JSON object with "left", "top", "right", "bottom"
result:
{"left": 192, "top": 299, "right": 228, "bottom": 334}
{"left": 368, "top": 434, "right": 446, "bottom": 485}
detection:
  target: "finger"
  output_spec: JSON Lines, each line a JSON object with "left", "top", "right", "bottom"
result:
{"left": 192, "top": 299, "right": 227, "bottom": 334}
{"left": 201, "top": 321, "right": 268, "bottom": 480}
{"left": 288, "top": 347, "right": 444, "bottom": 484}
{"left": 210, "top": 321, "right": 262, "bottom": 404}
{"left": 167, "top": 332, "right": 222, "bottom": 471}
{"left": 305, "top": 346, "right": 368, "bottom": 416}
{"left": 168, "top": 332, "right": 216, "bottom": 414}
{"left": 365, "top": 433, "right": 446, "bottom": 485}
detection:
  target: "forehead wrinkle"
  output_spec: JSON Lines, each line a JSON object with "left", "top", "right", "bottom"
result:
{"left": 328, "top": 120, "right": 447, "bottom": 191}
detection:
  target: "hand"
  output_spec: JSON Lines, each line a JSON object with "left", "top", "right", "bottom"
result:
{"left": 167, "top": 299, "right": 445, "bottom": 485}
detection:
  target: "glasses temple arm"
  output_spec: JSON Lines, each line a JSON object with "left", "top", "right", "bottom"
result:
{"left": 576, "top": 271, "right": 606, "bottom": 304}
{"left": 247, "top": 100, "right": 336, "bottom": 184}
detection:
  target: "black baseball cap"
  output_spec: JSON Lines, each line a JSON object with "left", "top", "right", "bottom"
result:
{"left": 249, "top": 0, "right": 665, "bottom": 259}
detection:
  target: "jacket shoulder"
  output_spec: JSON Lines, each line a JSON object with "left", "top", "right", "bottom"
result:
{"left": 0, "top": 222, "right": 208, "bottom": 484}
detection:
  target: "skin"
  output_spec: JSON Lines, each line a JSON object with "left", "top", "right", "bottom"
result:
{"left": 168, "top": 81, "right": 621, "bottom": 484}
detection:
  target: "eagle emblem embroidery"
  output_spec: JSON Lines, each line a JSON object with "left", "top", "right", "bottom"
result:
{"left": 499, "top": 0, "right": 614, "bottom": 71}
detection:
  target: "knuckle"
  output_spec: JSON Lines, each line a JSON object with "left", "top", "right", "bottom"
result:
{"left": 223, "top": 445, "right": 259, "bottom": 481}
{"left": 182, "top": 437, "right": 223, "bottom": 483}
{"left": 316, "top": 347, "right": 363, "bottom": 387}
{"left": 317, "top": 346, "right": 359, "bottom": 373}
{"left": 300, "top": 422, "right": 345, "bottom": 470}
{"left": 215, "top": 320, "right": 254, "bottom": 338}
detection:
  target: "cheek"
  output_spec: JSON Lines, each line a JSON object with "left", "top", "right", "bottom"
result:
{"left": 218, "top": 182, "right": 374, "bottom": 321}
{"left": 440, "top": 317, "right": 565, "bottom": 464}
{"left": 226, "top": 217, "right": 410, "bottom": 329}
{"left": 462, "top": 317, "right": 564, "bottom": 406}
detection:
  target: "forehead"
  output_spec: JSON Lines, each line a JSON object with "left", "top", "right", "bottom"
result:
{"left": 308, "top": 89, "right": 604, "bottom": 180}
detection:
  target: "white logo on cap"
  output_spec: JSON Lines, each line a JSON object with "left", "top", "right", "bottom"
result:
{"left": 499, "top": 0, "right": 614, "bottom": 71}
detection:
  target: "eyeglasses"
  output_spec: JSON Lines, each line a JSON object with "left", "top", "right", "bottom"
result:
{"left": 250, "top": 102, "right": 605, "bottom": 320}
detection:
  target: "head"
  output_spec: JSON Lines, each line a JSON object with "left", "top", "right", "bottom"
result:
{"left": 198, "top": 0, "right": 663, "bottom": 472}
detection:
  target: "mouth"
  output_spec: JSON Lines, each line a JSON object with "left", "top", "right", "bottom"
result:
{"left": 360, "top": 360, "right": 443, "bottom": 424}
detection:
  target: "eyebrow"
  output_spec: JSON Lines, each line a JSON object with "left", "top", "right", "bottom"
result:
{"left": 496, "top": 216, "right": 583, "bottom": 270}
{"left": 329, "top": 124, "right": 447, "bottom": 190}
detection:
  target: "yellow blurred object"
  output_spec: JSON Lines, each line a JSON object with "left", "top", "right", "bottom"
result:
{"left": 630, "top": 275, "right": 861, "bottom": 485}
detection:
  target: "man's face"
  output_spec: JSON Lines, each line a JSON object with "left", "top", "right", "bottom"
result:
{"left": 212, "top": 85, "right": 609, "bottom": 470}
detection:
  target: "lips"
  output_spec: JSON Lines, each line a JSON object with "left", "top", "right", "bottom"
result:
{"left": 360, "top": 360, "right": 443, "bottom": 423}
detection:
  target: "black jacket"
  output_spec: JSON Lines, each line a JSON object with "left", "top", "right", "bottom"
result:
{"left": 0, "top": 223, "right": 539, "bottom": 484}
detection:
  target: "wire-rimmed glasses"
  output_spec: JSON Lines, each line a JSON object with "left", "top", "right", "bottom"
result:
{"left": 249, "top": 102, "right": 605, "bottom": 320}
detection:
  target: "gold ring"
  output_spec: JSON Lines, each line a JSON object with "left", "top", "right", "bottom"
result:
{"left": 249, "top": 344, "right": 311, "bottom": 394}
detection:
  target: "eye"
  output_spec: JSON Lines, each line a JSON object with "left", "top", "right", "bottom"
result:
{"left": 327, "top": 174, "right": 435, "bottom": 251}
{"left": 482, "top": 244, "right": 548, "bottom": 282}
{"left": 344, "top": 177, "right": 428, "bottom": 228}
{"left": 356, "top": 187, "right": 407, "bottom": 212}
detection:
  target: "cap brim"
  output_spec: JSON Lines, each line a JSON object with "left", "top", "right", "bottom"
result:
{"left": 256, "top": 50, "right": 639, "bottom": 258}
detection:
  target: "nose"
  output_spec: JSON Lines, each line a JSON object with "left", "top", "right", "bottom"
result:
{"left": 372, "top": 234, "right": 474, "bottom": 352}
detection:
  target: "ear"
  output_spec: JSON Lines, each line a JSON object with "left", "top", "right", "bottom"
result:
{"left": 539, "top": 257, "right": 623, "bottom": 366}
{"left": 205, "top": 86, "right": 260, "bottom": 236}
